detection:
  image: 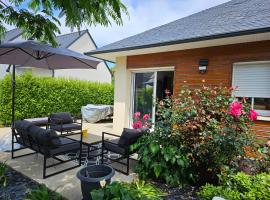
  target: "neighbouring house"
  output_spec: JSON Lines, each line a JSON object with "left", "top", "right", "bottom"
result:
{"left": 87, "top": 0, "right": 270, "bottom": 138}
{"left": 0, "top": 29, "right": 112, "bottom": 83}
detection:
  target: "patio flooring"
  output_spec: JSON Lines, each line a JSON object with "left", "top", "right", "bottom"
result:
{"left": 0, "top": 121, "right": 137, "bottom": 200}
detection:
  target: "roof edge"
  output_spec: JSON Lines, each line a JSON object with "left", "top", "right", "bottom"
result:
{"left": 86, "top": 27, "right": 270, "bottom": 56}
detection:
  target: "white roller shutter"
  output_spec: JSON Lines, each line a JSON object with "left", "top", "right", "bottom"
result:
{"left": 232, "top": 62, "right": 270, "bottom": 98}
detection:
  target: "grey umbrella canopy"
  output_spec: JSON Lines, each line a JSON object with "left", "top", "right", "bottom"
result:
{"left": 0, "top": 40, "right": 101, "bottom": 158}
{"left": 0, "top": 40, "right": 100, "bottom": 69}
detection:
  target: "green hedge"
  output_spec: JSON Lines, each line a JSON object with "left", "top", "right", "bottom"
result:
{"left": 0, "top": 73, "right": 114, "bottom": 125}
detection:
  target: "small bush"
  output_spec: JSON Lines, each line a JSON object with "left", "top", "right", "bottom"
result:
{"left": 0, "top": 161, "right": 7, "bottom": 187}
{"left": 91, "top": 180, "right": 165, "bottom": 200}
{"left": 0, "top": 73, "right": 114, "bottom": 125}
{"left": 198, "top": 172, "right": 270, "bottom": 200}
{"left": 24, "top": 184, "right": 62, "bottom": 200}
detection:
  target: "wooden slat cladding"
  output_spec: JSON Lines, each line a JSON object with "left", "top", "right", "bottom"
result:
{"left": 127, "top": 40, "right": 270, "bottom": 139}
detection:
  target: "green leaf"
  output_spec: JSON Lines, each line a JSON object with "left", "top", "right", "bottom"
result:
{"left": 149, "top": 143, "right": 159, "bottom": 154}
{"left": 153, "top": 164, "right": 162, "bottom": 178}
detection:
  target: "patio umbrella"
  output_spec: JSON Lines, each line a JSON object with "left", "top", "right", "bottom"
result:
{"left": 0, "top": 40, "right": 101, "bottom": 157}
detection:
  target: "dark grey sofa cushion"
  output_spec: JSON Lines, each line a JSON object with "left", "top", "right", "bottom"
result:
{"left": 49, "top": 138, "right": 80, "bottom": 156}
{"left": 50, "top": 112, "right": 73, "bottom": 124}
{"left": 28, "top": 125, "right": 60, "bottom": 147}
{"left": 15, "top": 120, "right": 34, "bottom": 145}
{"left": 118, "top": 128, "right": 144, "bottom": 148}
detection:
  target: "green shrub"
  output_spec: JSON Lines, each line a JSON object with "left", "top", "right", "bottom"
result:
{"left": 0, "top": 73, "right": 113, "bottom": 125}
{"left": 198, "top": 172, "right": 270, "bottom": 200}
{"left": 24, "top": 184, "right": 62, "bottom": 200}
{"left": 0, "top": 161, "right": 7, "bottom": 187}
{"left": 134, "top": 85, "right": 256, "bottom": 186}
{"left": 91, "top": 180, "right": 165, "bottom": 200}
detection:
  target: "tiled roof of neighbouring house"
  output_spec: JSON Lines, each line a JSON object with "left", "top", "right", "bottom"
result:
{"left": 1, "top": 28, "right": 89, "bottom": 48}
{"left": 89, "top": 0, "right": 270, "bottom": 54}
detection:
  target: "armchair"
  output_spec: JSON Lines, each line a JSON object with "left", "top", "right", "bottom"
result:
{"left": 101, "top": 128, "right": 145, "bottom": 175}
{"left": 49, "top": 112, "right": 82, "bottom": 135}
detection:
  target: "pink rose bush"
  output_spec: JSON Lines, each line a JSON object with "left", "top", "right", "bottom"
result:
{"left": 132, "top": 112, "right": 151, "bottom": 129}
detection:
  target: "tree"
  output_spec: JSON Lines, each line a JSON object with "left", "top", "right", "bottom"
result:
{"left": 0, "top": 0, "right": 128, "bottom": 46}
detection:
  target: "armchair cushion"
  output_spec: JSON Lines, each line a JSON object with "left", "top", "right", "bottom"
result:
{"left": 51, "top": 123, "right": 81, "bottom": 132}
{"left": 118, "top": 128, "right": 144, "bottom": 148}
{"left": 104, "top": 139, "right": 126, "bottom": 155}
{"left": 50, "top": 112, "right": 73, "bottom": 124}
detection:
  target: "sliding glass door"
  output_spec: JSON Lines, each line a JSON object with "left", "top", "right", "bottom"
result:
{"left": 133, "top": 72, "right": 155, "bottom": 120}
{"left": 132, "top": 70, "right": 174, "bottom": 124}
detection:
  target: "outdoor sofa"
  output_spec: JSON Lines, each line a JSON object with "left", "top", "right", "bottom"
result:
{"left": 101, "top": 128, "right": 145, "bottom": 175}
{"left": 12, "top": 120, "right": 82, "bottom": 178}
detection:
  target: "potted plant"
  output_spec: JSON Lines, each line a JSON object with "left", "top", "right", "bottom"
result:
{"left": 77, "top": 165, "right": 115, "bottom": 200}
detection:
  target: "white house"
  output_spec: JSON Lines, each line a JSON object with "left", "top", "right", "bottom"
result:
{"left": 0, "top": 29, "right": 112, "bottom": 83}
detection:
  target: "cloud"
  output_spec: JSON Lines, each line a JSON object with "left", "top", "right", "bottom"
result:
{"left": 59, "top": 0, "right": 230, "bottom": 47}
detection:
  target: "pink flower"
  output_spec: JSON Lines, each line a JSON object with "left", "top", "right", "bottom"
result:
{"left": 143, "top": 114, "right": 150, "bottom": 121}
{"left": 248, "top": 109, "right": 258, "bottom": 121}
{"left": 229, "top": 86, "right": 238, "bottom": 91}
{"left": 132, "top": 121, "right": 142, "bottom": 129}
{"left": 266, "top": 140, "right": 270, "bottom": 147}
{"left": 229, "top": 101, "right": 242, "bottom": 117}
{"left": 134, "top": 112, "right": 141, "bottom": 119}
{"left": 165, "top": 89, "right": 171, "bottom": 96}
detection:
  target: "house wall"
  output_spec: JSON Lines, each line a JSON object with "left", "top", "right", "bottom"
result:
{"left": 54, "top": 33, "right": 112, "bottom": 83}
{"left": 113, "top": 40, "right": 270, "bottom": 137}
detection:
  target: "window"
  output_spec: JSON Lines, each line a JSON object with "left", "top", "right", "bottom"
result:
{"left": 233, "top": 62, "right": 270, "bottom": 117}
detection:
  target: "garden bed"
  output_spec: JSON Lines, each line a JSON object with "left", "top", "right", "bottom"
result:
{"left": 1, "top": 166, "right": 38, "bottom": 199}
{"left": 0, "top": 165, "right": 61, "bottom": 200}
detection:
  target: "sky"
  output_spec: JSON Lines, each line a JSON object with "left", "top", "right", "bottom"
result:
{"left": 58, "top": 0, "right": 231, "bottom": 48}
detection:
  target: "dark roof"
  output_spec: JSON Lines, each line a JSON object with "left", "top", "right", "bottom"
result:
{"left": 56, "top": 30, "right": 88, "bottom": 48}
{"left": 1, "top": 28, "right": 88, "bottom": 48}
{"left": 90, "top": 0, "right": 270, "bottom": 54}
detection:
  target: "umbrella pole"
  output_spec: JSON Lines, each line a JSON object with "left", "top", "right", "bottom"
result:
{"left": 11, "top": 64, "right": 15, "bottom": 159}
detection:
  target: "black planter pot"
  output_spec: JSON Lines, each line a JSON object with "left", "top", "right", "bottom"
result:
{"left": 77, "top": 165, "right": 115, "bottom": 200}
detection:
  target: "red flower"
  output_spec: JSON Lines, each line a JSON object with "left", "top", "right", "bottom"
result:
{"left": 134, "top": 112, "right": 141, "bottom": 119}
{"left": 248, "top": 109, "right": 258, "bottom": 121}
{"left": 132, "top": 121, "right": 142, "bottom": 129}
{"left": 229, "top": 101, "right": 242, "bottom": 117}
{"left": 143, "top": 114, "right": 150, "bottom": 121}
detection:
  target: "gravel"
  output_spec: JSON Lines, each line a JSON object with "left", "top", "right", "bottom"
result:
{"left": 153, "top": 182, "right": 200, "bottom": 200}
{"left": 0, "top": 166, "right": 39, "bottom": 200}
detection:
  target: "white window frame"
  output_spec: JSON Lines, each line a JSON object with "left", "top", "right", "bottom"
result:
{"left": 129, "top": 67, "right": 174, "bottom": 127}
{"left": 232, "top": 61, "right": 270, "bottom": 118}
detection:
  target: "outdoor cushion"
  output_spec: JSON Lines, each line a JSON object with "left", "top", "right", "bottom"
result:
{"left": 51, "top": 123, "right": 81, "bottom": 132}
{"left": 48, "top": 138, "right": 80, "bottom": 156}
{"left": 118, "top": 128, "right": 144, "bottom": 148}
{"left": 28, "top": 125, "right": 61, "bottom": 147}
{"left": 50, "top": 112, "right": 73, "bottom": 124}
{"left": 104, "top": 139, "right": 126, "bottom": 155}
{"left": 15, "top": 120, "right": 34, "bottom": 145}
